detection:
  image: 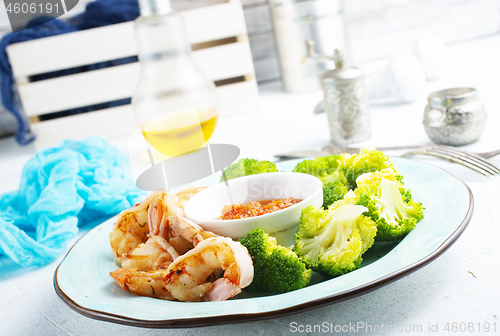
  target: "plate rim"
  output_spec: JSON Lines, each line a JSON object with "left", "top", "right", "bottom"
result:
{"left": 54, "top": 158, "right": 474, "bottom": 328}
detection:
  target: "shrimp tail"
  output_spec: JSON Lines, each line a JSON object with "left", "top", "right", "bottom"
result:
{"left": 163, "top": 237, "right": 254, "bottom": 301}
{"left": 168, "top": 216, "right": 207, "bottom": 246}
{"left": 148, "top": 197, "right": 165, "bottom": 237}
{"left": 205, "top": 277, "right": 242, "bottom": 301}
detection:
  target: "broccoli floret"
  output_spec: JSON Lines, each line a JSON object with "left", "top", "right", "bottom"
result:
{"left": 355, "top": 169, "right": 424, "bottom": 242}
{"left": 239, "top": 228, "right": 311, "bottom": 293}
{"left": 322, "top": 181, "right": 348, "bottom": 209}
{"left": 338, "top": 148, "right": 402, "bottom": 190}
{"left": 294, "top": 202, "right": 377, "bottom": 277}
{"left": 221, "top": 158, "right": 278, "bottom": 182}
{"left": 293, "top": 156, "right": 349, "bottom": 209}
{"left": 292, "top": 155, "right": 346, "bottom": 185}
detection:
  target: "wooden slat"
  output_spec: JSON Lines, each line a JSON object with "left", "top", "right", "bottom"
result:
{"left": 7, "top": 22, "right": 136, "bottom": 78}
{"left": 183, "top": 0, "right": 246, "bottom": 46}
{"left": 21, "top": 63, "right": 138, "bottom": 116}
{"left": 171, "top": 0, "right": 228, "bottom": 11}
{"left": 30, "top": 78, "right": 260, "bottom": 148}
{"left": 30, "top": 104, "right": 136, "bottom": 149}
{"left": 19, "top": 41, "right": 255, "bottom": 116}
{"left": 192, "top": 39, "right": 254, "bottom": 83}
{"left": 7, "top": 0, "right": 247, "bottom": 78}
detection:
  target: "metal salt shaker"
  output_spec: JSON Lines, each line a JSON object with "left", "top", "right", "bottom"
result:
{"left": 320, "top": 50, "right": 371, "bottom": 144}
{"left": 423, "top": 88, "right": 486, "bottom": 146}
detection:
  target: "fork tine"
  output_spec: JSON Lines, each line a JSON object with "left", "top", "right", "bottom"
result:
{"left": 426, "top": 149, "right": 497, "bottom": 176}
{"left": 431, "top": 145, "right": 500, "bottom": 174}
{"left": 401, "top": 149, "right": 495, "bottom": 176}
{"left": 443, "top": 145, "right": 500, "bottom": 173}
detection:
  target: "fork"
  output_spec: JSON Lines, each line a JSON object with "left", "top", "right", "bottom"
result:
{"left": 400, "top": 145, "right": 500, "bottom": 176}
{"left": 321, "top": 145, "right": 500, "bottom": 159}
{"left": 278, "top": 145, "right": 500, "bottom": 176}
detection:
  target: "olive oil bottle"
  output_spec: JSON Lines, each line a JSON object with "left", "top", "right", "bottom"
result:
{"left": 133, "top": 0, "right": 218, "bottom": 157}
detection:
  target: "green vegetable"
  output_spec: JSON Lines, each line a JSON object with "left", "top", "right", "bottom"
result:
{"left": 239, "top": 228, "right": 311, "bottom": 293}
{"left": 221, "top": 158, "right": 278, "bottom": 182}
{"left": 292, "top": 156, "right": 349, "bottom": 210}
{"left": 322, "top": 181, "right": 348, "bottom": 209}
{"left": 292, "top": 155, "right": 346, "bottom": 185}
{"left": 355, "top": 169, "right": 424, "bottom": 241}
{"left": 338, "top": 148, "right": 402, "bottom": 190}
{"left": 294, "top": 197, "right": 377, "bottom": 277}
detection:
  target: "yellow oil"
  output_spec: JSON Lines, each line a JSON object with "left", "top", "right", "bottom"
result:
{"left": 141, "top": 109, "right": 218, "bottom": 157}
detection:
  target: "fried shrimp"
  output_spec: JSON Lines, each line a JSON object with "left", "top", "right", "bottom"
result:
{"left": 110, "top": 191, "right": 182, "bottom": 260}
{"left": 120, "top": 236, "right": 179, "bottom": 271}
{"left": 110, "top": 268, "right": 174, "bottom": 300}
{"left": 164, "top": 237, "right": 254, "bottom": 302}
{"left": 109, "top": 189, "right": 238, "bottom": 303}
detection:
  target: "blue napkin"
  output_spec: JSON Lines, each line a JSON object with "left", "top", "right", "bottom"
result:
{"left": 0, "top": 136, "right": 146, "bottom": 267}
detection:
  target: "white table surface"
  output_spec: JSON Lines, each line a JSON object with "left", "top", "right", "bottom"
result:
{"left": 1, "top": 34, "right": 499, "bottom": 336}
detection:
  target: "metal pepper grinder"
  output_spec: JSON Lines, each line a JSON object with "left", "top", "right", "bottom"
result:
{"left": 306, "top": 40, "right": 371, "bottom": 144}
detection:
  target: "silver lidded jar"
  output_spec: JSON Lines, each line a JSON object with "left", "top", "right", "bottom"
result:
{"left": 423, "top": 88, "right": 486, "bottom": 146}
{"left": 321, "top": 50, "right": 371, "bottom": 145}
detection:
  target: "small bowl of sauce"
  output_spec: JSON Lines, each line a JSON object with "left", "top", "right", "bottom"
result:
{"left": 220, "top": 197, "right": 302, "bottom": 220}
{"left": 184, "top": 172, "right": 323, "bottom": 242}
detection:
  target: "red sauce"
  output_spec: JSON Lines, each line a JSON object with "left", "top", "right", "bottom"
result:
{"left": 220, "top": 197, "right": 301, "bottom": 220}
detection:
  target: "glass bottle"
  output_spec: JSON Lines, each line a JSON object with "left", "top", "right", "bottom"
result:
{"left": 132, "top": 0, "right": 218, "bottom": 157}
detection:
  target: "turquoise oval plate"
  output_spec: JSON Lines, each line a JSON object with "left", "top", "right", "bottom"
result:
{"left": 54, "top": 158, "right": 473, "bottom": 328}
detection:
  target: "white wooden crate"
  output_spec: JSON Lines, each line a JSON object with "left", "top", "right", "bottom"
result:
{"left": 6, "top": 0, "right": 259, "bottom": 148}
